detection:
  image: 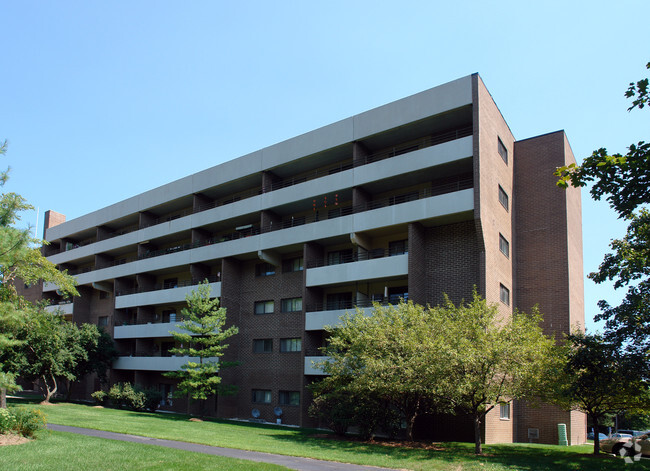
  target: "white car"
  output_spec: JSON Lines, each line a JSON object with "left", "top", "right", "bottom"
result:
{"left": 601, "top": 433, "right": 650, "bottom": 458}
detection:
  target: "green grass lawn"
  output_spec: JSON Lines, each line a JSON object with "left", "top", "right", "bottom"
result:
{"left": 1, "top": 431, "right": 287, "bottom": 471}
{"left": 10, "top": 399, "right": 650, "bottom": 471}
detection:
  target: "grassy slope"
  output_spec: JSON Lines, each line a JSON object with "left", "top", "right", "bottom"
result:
{"left": 1, "top": 430, "right": 287, "bottom": 471}
{"left": 15, "top": 401, "right": 650, "bottom": 471}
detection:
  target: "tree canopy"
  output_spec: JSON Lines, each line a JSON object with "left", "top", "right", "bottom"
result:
{"left": 315, "top": 294, "right": 555, "bottom": 454}
{"left": 0, "top": 140, "right": 78, "bottom": 406}
{"left": 548, "top": 333, "right": 650, "bottom": 455}
{"left": 556, "top": 62, "right": 650, "bottom": 364}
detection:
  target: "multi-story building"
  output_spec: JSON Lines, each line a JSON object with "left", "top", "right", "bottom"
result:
{"left": 22, "top": 74, "right": 585, "bottom": 445}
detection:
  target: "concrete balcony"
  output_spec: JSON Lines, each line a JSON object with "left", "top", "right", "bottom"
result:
{"left": 304, "top": 356, "right": 331, "bottom": 376}
{"left": 305, "top": 307, "right": 373, "bottom": 331}
{"left": 114, "top": 321, "right": 193, "bottom": 339}
{"left": 45, "top": 302, "right": 74, "bottom": 315}
{"left": 115, "top": 281, "right": 222, "bottom": 309}
{"left": 306, "top": 254, "right": 408, "bottom": 287}
{"left": 112, "top": 356, "right": 217, "bottom": 372}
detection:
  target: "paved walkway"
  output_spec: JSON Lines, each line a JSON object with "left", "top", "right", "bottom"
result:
{"left": 47, "top": 424, "right": 399, "bottom": 471}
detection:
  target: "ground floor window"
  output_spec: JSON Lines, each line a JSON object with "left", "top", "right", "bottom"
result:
{"left": 252, "top": 389, "right": 272, "bottom": 404}
{"left": 279, "top": 391, "right": 300, "bottom": 406}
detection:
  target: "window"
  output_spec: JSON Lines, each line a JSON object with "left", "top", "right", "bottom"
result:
{"left": 255, "top": 263, "right": 276, "bottom": 277}
{"left": 498, "top": 185, "right": 509, "bottom": 211}
{"left": 281, "top": 297, "right": 302, "bottom": 313}
{"left": 500, "top": 284, "right": 510, "bottom": 306}
{"left": 99, "top": 291, "right": 109, "bottom": 299}
{"left": 389, "top": 240, "right": 408, "bottom": 256}
{"left": 279, "top": 391, "right": 300, "bottom": 406}
{"left": 499, "top": 234, "right": 510, "bottom": 258}
{"left": 97, "top": 316, "right": 109, "bottom": 327}
{"left": 254, "top": 300, "right": 274, "bottom": 315}
{"left": 252, "top": 389, "right": 272, "bottom": 404}
{"left": 253, "top": 339, "right": 273, "bottom": 353}
{"left": 498, "top": 137, "right": 508, "bottom": 164}
{"left": 280, "top": 338, "right": 302, "bottom": 352}
{"left": 500, "top": 402, "right": 511, "bottom": 420}
{"left": 282, "top": 257, "right": 303, "bottom": 273}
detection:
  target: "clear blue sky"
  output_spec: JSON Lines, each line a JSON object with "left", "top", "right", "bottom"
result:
{"left": 2, "top": 1, "right": 648, "bottom": 333}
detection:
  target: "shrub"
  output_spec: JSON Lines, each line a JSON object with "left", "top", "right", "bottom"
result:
{"left": 91, "top": 390, "right": 107, "bottom": 405}
{"left": 0, "top": 408, "right": 16, "bottom": 434}
{"left": 107, "top": 382, "right": 160, "bottom": 411}
{"left": 11, "top": 407, "right": 47, "bottom": 437}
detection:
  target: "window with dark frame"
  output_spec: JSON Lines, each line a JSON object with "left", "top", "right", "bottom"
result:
{"left": 252, "top": 389, "right": 272, "bottom": 404}
{"left": 281, "top": 297, "right": 302, "bottom": 313}
{"left": 255, "top": 263, "right": 276, "bottom": 277}
{"left": 98, "top": 316, "right": 109, "bottom": 327}
{"left": 279, "top": 391, "right": 300, "bottom": 406}
{"left": 500, "top": 284, "right": 510, "bottom": 306}
{"left": 499, "top": 234, "right": 510, "bottom": 258}
{"left": 280, "top": 338, "right": 302, "bottom": 352}
{"left": 254, "top": 300, "right": 274, "bottom": 315}
{"left": 253, "top": 339, "right": 273, "bottom": 353}
{"left": 498, "top": 137, "right": 508, "bottom": 164}
{"left": 282, "top": 257, "right": 304, "bottom": 273}
{"left": 500, "top": 402, "right": 511, "bottom": 420}
{"left": 498, "top": 185, "right": 509, "bottom": 211}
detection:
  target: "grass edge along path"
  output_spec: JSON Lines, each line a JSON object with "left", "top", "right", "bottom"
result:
{"left": 1, "top": 430, "right": 289, "bottom": 471}
{"left": 16, "top": 400, "right": 649, "bottom": 471}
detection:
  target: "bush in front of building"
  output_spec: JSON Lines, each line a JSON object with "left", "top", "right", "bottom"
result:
{"left": 0, "top": 407, "right": 47, "bottom": 438}
{"left": 102, "top": 383, "right": 162, "bottom": 412}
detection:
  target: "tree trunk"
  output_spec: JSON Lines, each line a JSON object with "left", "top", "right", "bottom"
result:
{"left": 592, "top": 415, "right": 600, "bottom": 455}
{"left": 0, "top": 388, "right": 6, "bottom": 408}
{"left": 41, "top": 373, "right": 57, "bottom": 403}
{"left": 406, "top": 411, "right": 418, "bottom": 441}
{"left": 474, "top": 414, "right": 482, "bottom": 455}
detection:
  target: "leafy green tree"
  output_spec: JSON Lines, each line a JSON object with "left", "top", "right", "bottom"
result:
{"left": 317, "top": 296, "right": 554, "bottom": 453}
{"left": 0, "top": 140, "right": 77, "bottom": 407}
{"left": 64, "top": 324, "right": 117, "bottom": 400}
{"left": 436, "top": 294, "right": 555, "bottom": 455}
{"left": 164, "top": 282, "right": 238, "bottom": 412}
{"left": 319, "top": 301, "right": 450, "bottom": 441}
{"left": 4, "top": 310, "right": 80, "bottom": 403}
{"left": 548, "top": 333, "right": 650, "bottom": 455}
{"left": 556, "top": 62, "right": 650, "bottom": 363}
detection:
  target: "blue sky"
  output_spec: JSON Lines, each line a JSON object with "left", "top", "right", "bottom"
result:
{"left": 2, "top": 1, "right": 648, "bottom": 333}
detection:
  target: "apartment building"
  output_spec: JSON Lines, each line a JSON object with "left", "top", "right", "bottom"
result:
{"left": 24, "top": 74, "right": 585, "bottom": 445}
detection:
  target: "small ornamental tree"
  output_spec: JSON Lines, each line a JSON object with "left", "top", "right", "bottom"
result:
{"left": 164, "top": 282, "right": 238, "bottom": 412}
{"left": 436, "top": 294, "right": 556, "bottom": 455}
{"left": 548, "top": 333, "right": 650, "bottom": 455}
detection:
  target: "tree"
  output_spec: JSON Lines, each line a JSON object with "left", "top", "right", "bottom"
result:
{"left": 64, "top": 324, "right": 117, "bottom": 400}
{"left": 0, "top": 140, "right": 77, "bottom": 407}
{"left": 548, "top": 333, "right": 650, "bottom": 455}
{"left": 318, "top": 301, "right": 449, "bottom": 440}
{"left": 435, "top": 294, "right": 555, "bottom": 455}
{"left": 164, "top": 282, "right": 238, "bottom": 413}
{"left": 316, "top": 295, "right": 554, "bottom": 453}
{"left": 4, "top": 309, "right": 78, "bottom": 403}
{"left": 556, "top": 62, "right": 650, "bottom": 362}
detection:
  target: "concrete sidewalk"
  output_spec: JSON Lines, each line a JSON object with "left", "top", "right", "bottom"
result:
{"left": 47, "top": 424, "right": 400, "bottom": 471}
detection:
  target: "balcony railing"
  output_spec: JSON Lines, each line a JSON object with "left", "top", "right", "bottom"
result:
{"left": 115, "top": 274, "right": 220, "bottom": 297}
{"left": 63, "top": 176, "right": 471, "bottom": 277}
{"left": 50, "top": 127, "right": 472, "bottom": 256}
{"left": 307, "top": 247, "right": 408, "bottom": 268}
{"left": 306, "top": 295, "right": 408, "bottom": 312}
